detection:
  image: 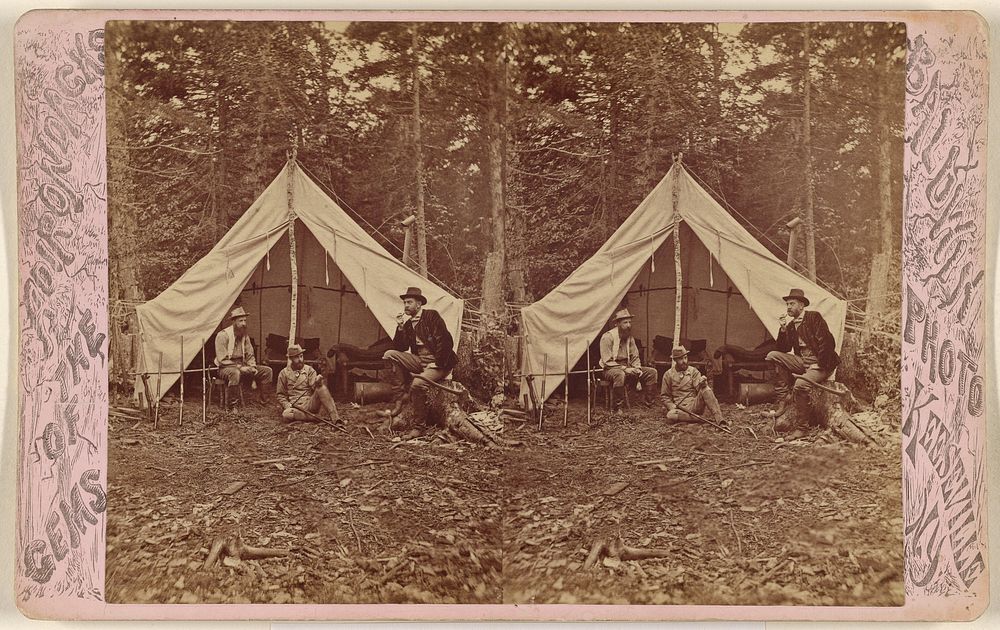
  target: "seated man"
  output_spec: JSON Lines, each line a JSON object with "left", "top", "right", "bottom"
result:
{"left": 382, "top": 286, "right": 456, "bottom": 424}
{"left": 599, "top": 308, "right": 658, "bottom": 409}
{"left": 214, "top": 306, "right": 272, "bottom": 405}
{"left": 765, "top": 288, "right": 840, "bottom": 432}
{"left": 661, "top": 345, "right": 725, "bottom": 424}
{"left": 277, "top": 344, "right": 340, "bottom": 424}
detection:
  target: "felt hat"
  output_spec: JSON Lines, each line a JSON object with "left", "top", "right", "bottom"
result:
{"left": 229, "top": 306, "right": 250, "bottom": 320}
{"left": 612, "top": 308, "right": 633, "bottom": 323}
{"left": 782, "top": 288, "right": 810, "bottom": 307}
{"left": 400, "top": 286, "right": 428, "bottom": 305}
{"left": 671, "top": 346, "right": 689, "bottom": 360}
{"left": 286, "top": 344, "right": 305, "bottom": 358}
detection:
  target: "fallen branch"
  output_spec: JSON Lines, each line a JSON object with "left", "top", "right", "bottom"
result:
{"left": 251, "top": 456, "right": 299, "bottom": 466}
{"left": 729, "top": 509, "right": 743, "bottom": 556}
{"left": 583, "top": 540, "right": 605, "bottom": 570}
{"left": 586, "top": 537, "right": 673, "bottom": 567}
{"left": 204, "top": 535, "right": 290, "bottom": 569}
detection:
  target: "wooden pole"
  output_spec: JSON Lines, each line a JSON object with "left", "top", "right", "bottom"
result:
{"left": 563, "top": 337, "right": 569, "bottom": 427}
{"left": 786, "top": 217, "right": 802, "bottom": 268}
{"left": 539, "top": 354, "right": 547, "bottom": 430}
{"left": 586, "top": 342, "right": 592, "bottom": 426}
{"left": 201, "top": 339, "right": 207, "bottom": 424}
{"left": 286, "top": 151, "right": 300, "bottom": 343}
{"left": 154, "top": 352, "right": 162, "bottom": 429}
{"left": 179, "top": 336, "right": 184, "bottom": 426}
{"left": 671, "top": 154, "right": 684, "bottom": 349}
{"left": 401, "top": 215, "right": 418, "bottom": 271}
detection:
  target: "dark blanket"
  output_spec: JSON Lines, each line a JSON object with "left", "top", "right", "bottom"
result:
{"left": 327, "top": 337, "right": 393, "bottom": 362}
{"left": 714, "top": 339, "right": 778, "bottom": 362}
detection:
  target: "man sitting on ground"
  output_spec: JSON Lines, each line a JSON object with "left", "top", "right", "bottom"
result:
{"left": 661, "top": 345, "right": 726, "bottom": 424}
{"left": 599, "top": 308, "right": 659, "bottom": 409}
{"left": 214, "top": 306, "right": 273, "bottom": 406}
{"left": 765, "top": 288, "right": 840, "bottom": 433}
{"left": 277, "top": 344, "right": 341, "bottom": 424}
{"left": 382, "top": 286, "right": 456, "bottom": 426}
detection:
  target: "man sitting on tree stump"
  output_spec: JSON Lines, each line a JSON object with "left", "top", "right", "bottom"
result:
{"left": 382, "top": 286, "right": 456, "bottom": 426}
{"left": 215, "top": 306, "right": 273, "bottom": 406}
{"left": 766, "top": 288, "right": 840, "bottom": 432}
{"left": 661, "top": 345, "right": 726, "bottom": 424}
{"left": 277, "top": 344, "right": 341, "bottom": 424}
{"left": 599, "top": 308, "right": 659, "bottom": 409}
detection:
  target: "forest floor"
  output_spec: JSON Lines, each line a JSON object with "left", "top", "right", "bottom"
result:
{"left": 105, "top": 396, "right": 503, "bottom": 604}
{"left": 106, "top": 393, "right": 903, "bottom": 607}
{"left": 502, "top": 399, "right": 904, "bottom": 606}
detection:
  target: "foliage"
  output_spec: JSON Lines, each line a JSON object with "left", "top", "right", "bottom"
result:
{"left": 453, "top": 325, "right": 508, "bottom": 402}
{"left": 108, "top": 22, "right": 907, "bottom": 397}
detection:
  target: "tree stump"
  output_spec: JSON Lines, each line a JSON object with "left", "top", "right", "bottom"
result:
{"left": 807, "top": 381, "right": 879, "bottom": 446}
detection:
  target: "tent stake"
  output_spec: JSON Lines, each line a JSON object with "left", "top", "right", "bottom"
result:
{"left": 201, "top": 339, "right": 207, "bottom": 424}
{"left": 563, "top": 338, "right": 569, "bottom": 427}
{"left": 539, "top": 354, "right": 547, "bottom": 430}
{"left": 154, "top": 352, "right": 162, "bottom": 429}
{"left": 179, "top": 336, "right": 184, "bottom": 426}
{"left": 586, "top": 343, "right": 592, "bottom": 426}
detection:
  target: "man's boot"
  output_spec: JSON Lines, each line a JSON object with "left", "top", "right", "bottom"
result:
{"left": 703, "top": 388, "right": 726, "bottom": 426}
{"left": 771, "top": 365, "right": 792, "bottom": 418}
{"left": 411, "top": 388, "right": 429, "bottom": 427}
{"left": 378, "top": 391, "right": 409, "bottom": 419}
{"left": 226, "top": 385, "right": 241, "bottom": 411}
{"left": 611, "top": 386, "right": 626, "bottom": 412}
{"left": 792, "top": 388, "right": 812, "bottom": 431}
{"left": 317, "top": 385, "right": 342, "bottom": 425}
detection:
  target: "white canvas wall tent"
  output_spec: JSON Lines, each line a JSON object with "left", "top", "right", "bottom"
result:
{"left": 133, "top": 159, "right": 464, "bottom": 402}
{"left": 519, "top": 162, "right": 848, "bottom": 404}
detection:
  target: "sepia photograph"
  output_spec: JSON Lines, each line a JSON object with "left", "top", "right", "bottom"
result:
{"left": 103, "top": 19, "right": 905, "bottom": 606}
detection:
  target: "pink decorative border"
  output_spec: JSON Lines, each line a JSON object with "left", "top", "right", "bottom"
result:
{"left": 14, "top": 9, "right": 989, "bottom": 621}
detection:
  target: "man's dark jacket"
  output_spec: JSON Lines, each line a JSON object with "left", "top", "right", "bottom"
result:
{"left": 392, "top": 308, "right": 457, "bottom": 371}
{"left": 775, "top": 310, "right": 840, "bottom": 371}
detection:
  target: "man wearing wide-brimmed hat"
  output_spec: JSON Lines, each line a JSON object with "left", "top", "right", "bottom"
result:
{"left": 599, "top": 308, "right": 658, "bottom": 409}
{"left": 660, "top": 345, "right": 725, "bottom": 424}
{"left": 766, "top": 288, "right": 840, "bottom": 432}
{"left": 382, "top": 286, "right": 456, "bottom": 425}
{"left": 214, "top": 306, "right": 273, "bottom": 405}
{"left": 277, "top": 344, "right": 340, "bottom": 424}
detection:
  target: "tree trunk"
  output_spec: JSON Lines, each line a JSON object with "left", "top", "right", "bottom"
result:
{"left": 671, "top": 158, "right": 683, "bottom": 345}
{"left": 106, "top": 37, "right": 144, "bottom": 390}
{"left": 605, "top": 75, "right": 622, "bottom": 236}
{"left": 865, "top": 48, "right": 895, "bottom": 336}
{"left": 502, "top": 29, "right": 529, "bottom": 304}
{"left": 411, "top": 25, "right": 428, "bottom": 278}
{"left": 801, "top": 24, "right": 817, "bottom": 282}
{"left": 479, "top": 25, "right": 509, "bottom": 322}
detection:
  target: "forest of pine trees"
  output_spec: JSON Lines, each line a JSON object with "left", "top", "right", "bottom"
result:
{"left": 107, "top": 20, "right": 905, "bottom": 335}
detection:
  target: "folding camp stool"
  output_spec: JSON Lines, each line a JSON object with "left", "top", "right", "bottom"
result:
{"left": 590, "top": 371, "right": 630, "bottom": 411}
{"left": 207, "top": 372, "right": 245, "bottom": 409}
